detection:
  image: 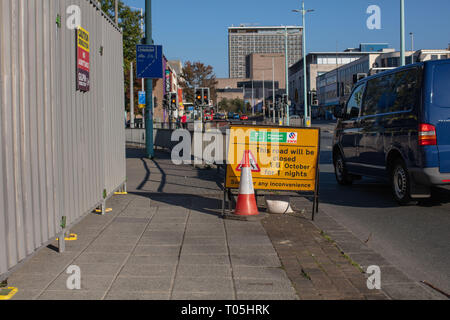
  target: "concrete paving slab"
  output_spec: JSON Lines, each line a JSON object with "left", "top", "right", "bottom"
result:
{"left": 37, "top": 290, "right": 106, "bottom": 300}
{"left": 230, "top": 254, "right": 282, "bottom": 267}
{"left": 232, "top": 266, "right": 290, "bottom": 281}
{"left": 172, "top": 277, "right": 233, "bottom": 293}
{"left": 133, "top": 245, "right": 181, "bottom": 256}
{"left": 86, "top": 244, "right": 136, "bottom": 254}
{"left": 71, "top": 263, "right": 123, "bottom": 276}
{"left": 227, "top": 236, "right": 273, "bottom": 247}
{"left": 228, "top": 245, "right": 277, "bottom": 256}
{"left": 47, "top": 274, "right": 114, "bottom": 291}
{"left": 10, "top": 289, "right": 40, "bottom": 300}
{"left": 234, "top": 278, "right": 296, "bottom": 294}
{"left": 92, "top": 235, "right": 140, "bottom": 245}
{"left": 172, "top": 291, "right": 235, "bottom": 300}
{"left": 176, "top": 265, "right": 232, "bottom": 279}
{"left": 139, "top": 235, "right": 184, "bottom": 246}
{"left": 105, "top": 291, "right": 170, "bottom": 300}
{"left": 127, "top": 255, "right": 179, "bottom": 266}
{"left": 179, "top": 254, "right": 230, "bottom": 266}
{"left": 74, "top": 252, "right": 128, "bottom": 265}
{"left": 382, "top": 282, "right": 446, "bottom": 300}
{"left": 147, "top": 223, "right": 186, "bottom": 231}
{"left": 109, "top": 276, "right": 172, "bottom": 293}
{"left": 180, "top": 245, "right": 228, "bottom": 255}
{"left": 11, "top": 258, "right": 71, "bottom": 276}
{"left": 182, "top": 237, "right": 227, "bottom": 246}
{"left": 119, "top": 264, "right": 176, "bottom": 278}
{"left": 7, "top": 273, "right": 57, "bottom": 290}
{"left": 237, "top": 292, "right": 299, "bottom": 300}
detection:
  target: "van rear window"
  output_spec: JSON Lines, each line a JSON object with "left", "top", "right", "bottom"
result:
{"left": 433, "top": 63, "right": 450, "bottom": 108}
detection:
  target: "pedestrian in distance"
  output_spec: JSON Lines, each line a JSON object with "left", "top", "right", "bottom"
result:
{"left": 181, "top": 114, "right": 187, "bottom": 129}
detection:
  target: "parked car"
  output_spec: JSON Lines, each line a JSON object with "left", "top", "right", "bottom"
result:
{"left": 240, "top": 114, "right": 249, "bottom": 120}
{"left": 233, "top": 114, "right": 240, "bottom": 120}
{"left": 332, "top": 59, "right": 450, "bottom": 205}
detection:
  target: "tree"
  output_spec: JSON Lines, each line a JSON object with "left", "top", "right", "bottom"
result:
{"left": 180, "top": 61, "right": 218, "bottom": 103}
{"left": 218, "top": 98, "right": 244, "bottom": 113}
{"left": 99, "top": 0, "right": 142, "bottom": 114}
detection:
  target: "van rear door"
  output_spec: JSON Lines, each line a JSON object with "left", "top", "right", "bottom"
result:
{"left": 426, "top": 60, "right": 450, "bottom": 173}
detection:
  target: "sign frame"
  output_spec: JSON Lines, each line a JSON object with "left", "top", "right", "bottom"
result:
{"left": 222, "top": 124, "right": 321, "bottom": 220}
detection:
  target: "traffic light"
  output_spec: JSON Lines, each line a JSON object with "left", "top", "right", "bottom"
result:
{"left": 202, "top": 88, "right": 210, "bottom": 106}
{"left": 282, "top": 94, "right": 288, "bottom": 105}
{"left": 195, "top": 88, "right": 202, "bottom": 106}
{"left": 169, "top": 92, "right": 177, "bottom": 110}
{"left": 163, "top": 93, "right": 169, "bottom": 109}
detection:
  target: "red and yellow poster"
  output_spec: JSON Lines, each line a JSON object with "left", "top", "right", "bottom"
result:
{"left": 76, "top": 27, "right": 90, "bottom": 91}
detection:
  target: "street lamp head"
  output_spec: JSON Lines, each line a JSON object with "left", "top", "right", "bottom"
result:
{"left": 292, "top": 9, "right": 301, "bottom": 12}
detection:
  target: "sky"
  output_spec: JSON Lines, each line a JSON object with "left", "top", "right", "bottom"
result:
{"left": 124, "top": 0, "right": 450, "bottom": 78}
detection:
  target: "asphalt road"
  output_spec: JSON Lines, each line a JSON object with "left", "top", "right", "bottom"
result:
{"left": 315, "top": 121, "right": 450, "bottom": 297}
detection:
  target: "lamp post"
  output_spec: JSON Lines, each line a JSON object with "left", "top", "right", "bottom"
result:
{"left": 293, "top": 1, "right": 314, "bottom": 127}
{"left": 285, "top": 26, "right": 289, "bottom": 125}
{"left": 400, "top": 0, "right": 406, "bottom": 66}
{"left": 145, "top": 0, "right": 154, "bottom": 158}
{"left": 272, "top": 57, "right": 275, "bottom": 123}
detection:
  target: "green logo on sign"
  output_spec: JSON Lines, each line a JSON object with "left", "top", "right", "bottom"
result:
{"left": 250, "top": 131, "right": 287, "bottom": 143}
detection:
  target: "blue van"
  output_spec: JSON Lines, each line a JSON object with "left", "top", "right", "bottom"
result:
{"left": 333, "top": 59, "right": 450, "bottom": 204}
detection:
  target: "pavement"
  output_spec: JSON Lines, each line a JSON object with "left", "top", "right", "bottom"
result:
{"left": 3, "top": 142, "right": 444, "bottom": 300}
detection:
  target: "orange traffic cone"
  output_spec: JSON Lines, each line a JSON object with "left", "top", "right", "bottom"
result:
{"left": 234, "top": 150, "right": 259, "bottom": 216}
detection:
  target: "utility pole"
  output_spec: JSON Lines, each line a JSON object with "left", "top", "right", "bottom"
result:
{"left": 262, "top": 71, "right": 265, "bottom": 118}
{"left": 400, "top": 0, "right": 406, "bottom": 66}
{"left": 251, "top": 79, "right": 254, "bottom": 116}
{"left": 145, "top": 0, "right": 154, "bottom": 158}
{"left": 272, "top": 57, "right": 275, "bottom": 123}
{"left": 410, "top": 32, "right": 414, "bottom": 52}
{"left": 130, "top": 62, "right": 134, "bottom": 128}
{"left": 140, "top": 8, "right": 145, "bottom": 93}
{"left": 285, "top": 26, "right": 289, "bottom": 125}
{"left": 293, "top": 1, "right": 314, "bottom": 127}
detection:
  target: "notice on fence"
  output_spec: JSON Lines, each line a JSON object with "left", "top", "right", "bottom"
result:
{"left": 76, "top": 26, "right": 90, "bottom": 92}
{"left": 225, "top": 125, "right": 320, "bottom": 192}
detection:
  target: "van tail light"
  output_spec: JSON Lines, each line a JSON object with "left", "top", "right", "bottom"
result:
{"left": 419, "top": 123, "right": 437, "bottom": 146}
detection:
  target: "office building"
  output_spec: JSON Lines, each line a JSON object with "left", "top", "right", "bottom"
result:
{"left": 316, "top": 48, "right": 450, "bottom": 118}
{"left": 228, "top": 25, "right": 302, "bottom": 78}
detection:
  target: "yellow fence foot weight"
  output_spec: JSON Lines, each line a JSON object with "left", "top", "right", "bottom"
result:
{"left": 95, "top": 208, "right": 112, "bottom": 214}
{"left": 0, "top": 287, "right": 18, "bottom": 300}
{"left": 56, "top": 233, "right": 78, "bottom": 241}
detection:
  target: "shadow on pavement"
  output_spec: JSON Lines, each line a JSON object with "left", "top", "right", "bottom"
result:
{"left": 128, "top": 191, "right": 223, "bottom": 218}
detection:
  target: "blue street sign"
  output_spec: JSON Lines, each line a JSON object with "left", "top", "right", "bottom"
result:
{"left": 136, "top": 45, "right": 163, "bottom": 79}
{"left": 138, "top": 91, "right": 146, "bottom": 105}
{"left": 188, "top": 106, "right": 194, "bottom": 111}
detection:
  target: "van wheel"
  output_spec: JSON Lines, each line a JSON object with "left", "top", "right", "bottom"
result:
{"left": 334, "top": 153, "right": 353, "bottom": 185}
{"left": 391, "top": 160, "right": 412, "bottom": 205}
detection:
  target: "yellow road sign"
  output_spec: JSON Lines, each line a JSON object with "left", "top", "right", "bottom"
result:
{"left": 225, "top": 125, "right": 320, "bottom": 192}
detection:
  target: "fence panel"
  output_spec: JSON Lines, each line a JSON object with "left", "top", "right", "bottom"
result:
{"left": 0, "top": 0, "right": 125, "bottom": 279}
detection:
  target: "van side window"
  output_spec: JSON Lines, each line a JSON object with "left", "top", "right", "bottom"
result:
{"left": 346, "top": 84, "right": 366, "bottom": 119}
{"left": 390, "top": 68, "right": 420, "bottom": 112}
{"left": 362, "top": 75, "right": 394, "bottom": 116}
{"left": 433, "top": 63, "right": 450, "bottom": 108}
